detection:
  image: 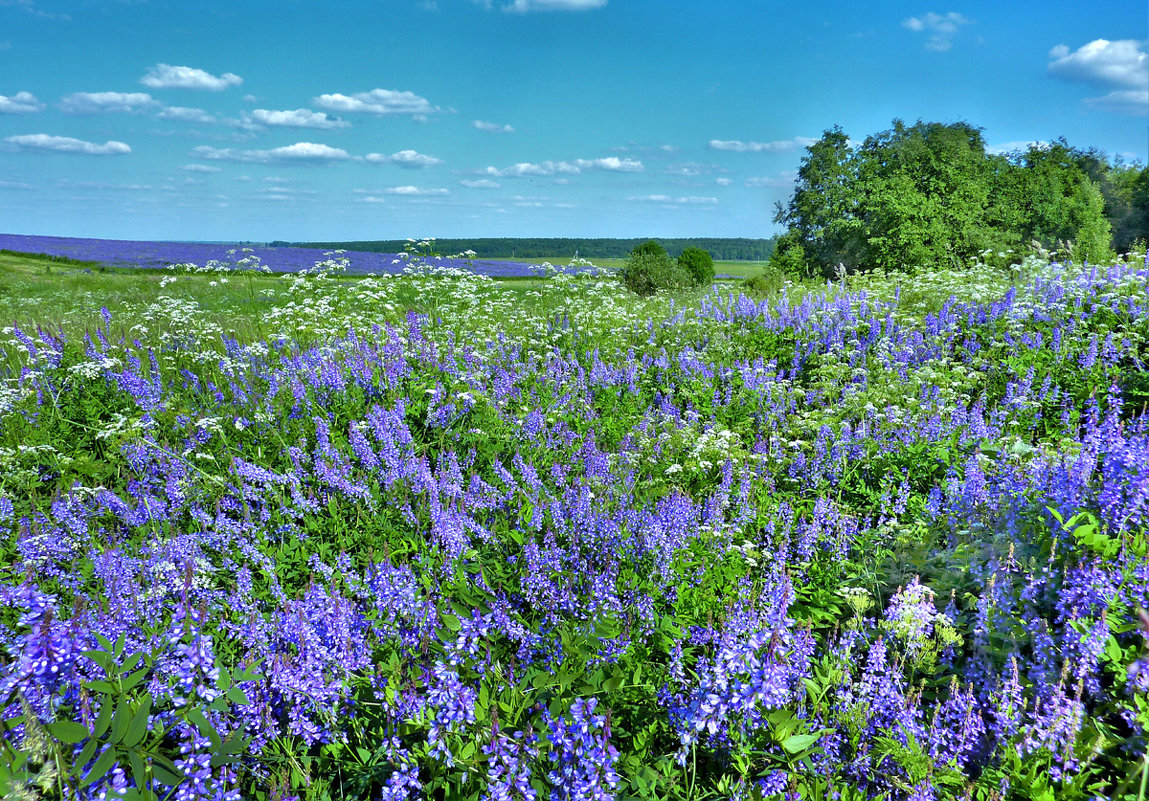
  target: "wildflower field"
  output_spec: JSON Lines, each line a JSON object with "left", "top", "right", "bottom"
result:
{"left": 2, "top": 246, "right": 1149, "bottom": 801}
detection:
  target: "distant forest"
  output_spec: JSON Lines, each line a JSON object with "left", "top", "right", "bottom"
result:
{"left": 275, "top": 238, "right": 778, "bottom": 261}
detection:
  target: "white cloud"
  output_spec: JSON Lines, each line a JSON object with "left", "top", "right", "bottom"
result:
{"left": 745, "top": 173, "right": 797, "bottom": 187}
{"left": 314, "top": 88, "right": 438, "bottom": 116}
{"left": 5, "top": 133, "right": 130, "bottom": 155}
{"left": 715, "top": 177, "right": 733, "bottom": 186}
{"left": 1085, "top": 89, "right": 1149, "bottom": 116}
{"left": 473, "top": 119, "right": 514, "bottom": 133}
{"left": 249, "top": 108, "right": 350, "bottom": 129}
{"left": 902, "top": 12, "right": 972, "bottom": 52}
{"left": 480, "top": 156, "right": 642, "bottom": 177}
{"left": 1048, "top": 40, "right": 1149, "bottom": 116}
{"left": 573, "top": 156, "right": 642, "bottom": 171}
{"left": 503, "top": 0, "right": 607, "bottom": 11}
{"left": 460, "top": 178, "right": 500, "bottom": 188}
{"left": 0, "top": 180, "right": 34, "bottom": 189}
{"left": 384, "top": 185, "right": 449, "bottom": 195}
{"left": 1048, "top": 39, "right": 1148, "bottom": 88}
{"left": 364, "top": 149, "right": 443, "bottom": 168}
{"left": 626, "top": 194, "right": 718, "bottom": 204}
{"left": 0, "top": 91, "right": 43, "bottom": 113}
{"left": 141, "top": 63, "right": 243, "bottom": 91}
{"left": 157, "top": 106, "right": 219, "bottom": 124}
{"left": 181, "top": 163, "right": 222, "bottom": 173}
{"left": 192, "top": 142, "right": 352, "bottom": 164}
{"left": 709, "top": 137, "right": 817, "bottom": 153}
{"left": 60, "top": 91, "right": 155, "bottom": 114}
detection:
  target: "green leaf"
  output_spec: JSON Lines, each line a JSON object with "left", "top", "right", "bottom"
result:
{"left": 226, "top": 686, "right": 250, "bottom": 705}
{"left": 602, "top": 672, "right": 625, "bottom": 693}
{"left": 122, "top": 698, "right": 152, "bottom": 749}
{"left": 121, "top": 667, "right": 149, "bottom": 692}
{"left": 81, "top": 747, "right": 117, "bottom": 787}
{"left": 127, "top": 750, "right": 147, "bottom": 788}
{"left": 91, "top": 697, "right": 113, "bottom": 738}
{"left": 49, "top": 720, "right": 90, "bottom": 744}
{"left": 83, "top": 650, "right": 114, "bottom": 673}
{"left": 151, "top": 754, "right": 183, "bottom": 787}
{"left": 781, "top": 733, "right": 822, "bottom": 754}
{"left": 76, "top": 737, "right": 98, "bottom": 770}
{"left": 188, "top": 707, "right": 222, "bottom": 750}
{"left": 109, "top": 702, "right": 129, "bottom": 744}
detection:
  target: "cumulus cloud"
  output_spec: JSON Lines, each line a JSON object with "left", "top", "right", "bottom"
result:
{"left": 59, "top": 91, "right": 156, "bottom": 114}
{"left": 249, "top": 108, "right": 350, "bottom": 129}
{"left": 384, "top": 185, "right": 449, "bottom": 195}
{"left": 192, "top": 142, "right": 352, "bottom": 164}
{"left": 574, "top": 156, "right": 642, "bottom": 171}
{"left": 902, "top": 12, "right": 972, "bottom": 52}
{"left": 626, "top": 194, "right": 718, "bottom": 204}
{"left": 181, "top": 163, "right": 222, "bottom": 173}
{"left": 502, "top": 0, "right": 607, "bottom": 11}
{"left": 157, "top": 106, "right": 220, "bottom": 124}
{"left": 473, "top": 120, "right": 514, "bottom": 133}
{"left": 460, "top": 178, "right": 500, "bottom": 188}
{"left": 708, "top": 137, "right": 817, "bottom": 153}
{"left": 141, "top": 63, "right": 243, "bottom": 90}
{"left": 1048, "top": 40, "right": 1149, "bottom": 116}
{"left": 314, "top": 88, "right": 439, "bottom": 116}
{"left": 480, "top": 156, "right": 642, "bottom": 177}
{"left": 0, "top": 91, "right": 43, "bottom": 114}
{"left": 5, "top": 133, "right": 130, "bottom": 155}
{"left": 364, "top": 149, "right": 443, "bottom": 168}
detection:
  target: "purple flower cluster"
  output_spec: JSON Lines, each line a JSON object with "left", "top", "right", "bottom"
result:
{"left": 1, "top": 256, "right": 1147, "bottom": 796}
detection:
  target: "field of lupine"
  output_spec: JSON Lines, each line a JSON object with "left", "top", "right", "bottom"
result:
{"left": 2, "top": 246, "right": 1149, "bottom": 800}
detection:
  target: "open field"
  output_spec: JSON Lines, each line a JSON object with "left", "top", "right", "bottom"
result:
{"left": 2, "top": 247, "right": 1149, "bottom": 800}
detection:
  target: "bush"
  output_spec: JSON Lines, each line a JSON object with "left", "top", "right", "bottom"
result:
{"left": 620, "top": 251, "right": 691, "bottom": 296}
{"left": 768, "top": 231, "right": 811, "bottom": 278}
{"left": 742, "top": 270, "right": 787, "bottom": 296}
{"left": 677, "top": 247, "right": 715, "bottom": 286}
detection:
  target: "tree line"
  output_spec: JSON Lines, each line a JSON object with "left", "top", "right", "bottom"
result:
{"left": 771, "top": 119, "right": 1149, "bottom": 278}
{"left": 276, "top": 237, "right": 777, "bottom": 262}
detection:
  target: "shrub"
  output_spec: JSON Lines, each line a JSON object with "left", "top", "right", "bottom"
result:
{"left": 742, "top": 270, "right": 787, "bottom": 296}
{"left": 620, "top": 251, "right": 691, "bottom": 296}
{"left": 768, "top": 231, "right": 811, "bottom": 278}
{"left": 677, "top": 247, "right": 715, "bottom": 286}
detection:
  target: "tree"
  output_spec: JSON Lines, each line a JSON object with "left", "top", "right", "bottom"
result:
{"left": 776, "top": 119, "right": 1118, "bottom": 275}
{"left": 677, "top": 247, "right": 715, "bottom": 286}
{"left": 631, "top": 240, "right": 668, "bottom": 258}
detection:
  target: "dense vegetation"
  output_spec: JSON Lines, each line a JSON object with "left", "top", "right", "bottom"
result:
{"left": 1, "top": 244, "right": 1148, "bottom": 800}
{"left": 771, "top": 120, "right": 1149, "bottom": 278}
{"left": 284, "top": 238, "right": 778, "bottom": 262}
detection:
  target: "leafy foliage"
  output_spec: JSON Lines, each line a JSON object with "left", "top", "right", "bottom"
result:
{"left": 676, "top": 247, "right": 715, "bottom": 287}
{"left": 775, "top": 119, "right": 1134, "bottom": 276}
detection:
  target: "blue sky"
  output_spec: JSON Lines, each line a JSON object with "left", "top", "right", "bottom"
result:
{"left": 0, "top": 0, "right": 1145, "bottom": 242}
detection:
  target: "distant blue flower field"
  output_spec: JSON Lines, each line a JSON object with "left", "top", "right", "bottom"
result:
{"left": 0, "top": 233, "right": 563, "bottom": 278}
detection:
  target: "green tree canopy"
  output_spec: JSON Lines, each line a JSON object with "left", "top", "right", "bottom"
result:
{"left": 773, "top": 119, "right": 1124, "bottom": 277}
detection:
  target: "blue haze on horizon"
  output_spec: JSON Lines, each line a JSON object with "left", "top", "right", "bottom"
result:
{"left": 0, "top": 0, "right": 1145, "bottom": 243}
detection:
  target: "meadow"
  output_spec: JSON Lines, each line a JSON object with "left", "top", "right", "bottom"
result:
{"left": 1, "top": 244, "right": 1148, "bottom": 801}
